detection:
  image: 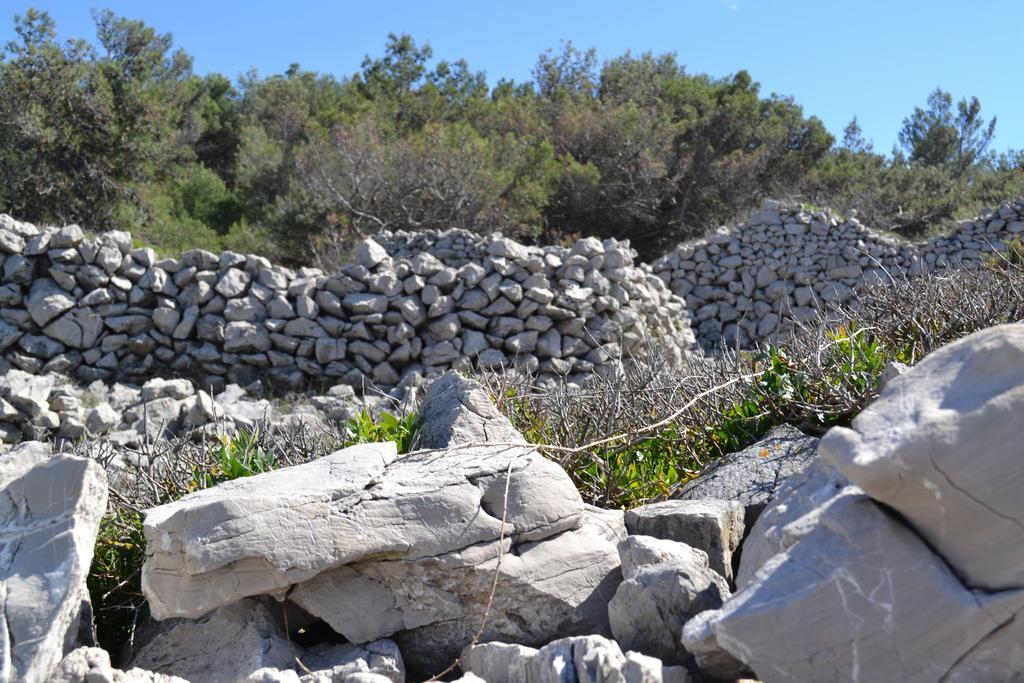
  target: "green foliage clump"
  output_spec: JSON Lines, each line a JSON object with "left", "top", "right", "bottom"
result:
{"left": 189, "top": 429, "right": 278, "bottom": 490}
{"left": 343, "top": 409, "right": 418, "bottom": 453}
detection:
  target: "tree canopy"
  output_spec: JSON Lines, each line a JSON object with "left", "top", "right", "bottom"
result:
{"left": 1, "top": 9, "right": 1021, "bottom": 264}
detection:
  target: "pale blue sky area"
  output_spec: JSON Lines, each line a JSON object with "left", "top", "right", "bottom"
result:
{"left": 2, "top": 0, "right": 1021, "bottom": 155}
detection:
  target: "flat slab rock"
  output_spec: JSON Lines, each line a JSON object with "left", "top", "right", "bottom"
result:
{"left": 820, "top": 324, "right": 1024, "bottom": 591}
{"left": 674, "top": 425, "right": 818, "bottom": 529}
{"left": 0, "top": 443, "right": 108, "bottom": 683}
{"left": 142, "top": 440, "right": 582, "bottom": 619}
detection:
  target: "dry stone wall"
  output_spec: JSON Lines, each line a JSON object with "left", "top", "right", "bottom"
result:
{"left": 0, "top": 216, "right": 694, "bottom": 393}
{"left": 653, "top": 197, "right": 1024, "bottom": 347}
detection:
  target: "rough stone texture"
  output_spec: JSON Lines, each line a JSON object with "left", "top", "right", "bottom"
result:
{"left": 625, "top": 499, "right": 745, "bottom": 581}
{"left": 735, "top": 457, "right": 850, "bottom": 589}
{"left": 141, "top": 435, "right": 621, "bottom": 676}
{"left": 53, "top": 647, "right": 188, "bottom": 683}
{"left": 608, "top": 536, "right": 729, "bottom": 666}
{"left": 409, "top": 372, "right": 525, "bottom": 449}
{"left": 461, "top": 635, "right": 691, "bottom": 683}
{"left": 125, "top": 599, "right": 297, "bottom": 683}
{"left": 653, "top": 198, "right": 1024, "bottom": 348}
{"left": 819, "top": 324, "right": 1024, "bottom": 591}
{"left": 292, "top": 505, "right": 624, "bottom": 677}
{"left": 0, "top": 444, "right": 108, "bottom": 683}
{"left": 295, "top": 640, "right": 404, "bottom": 683}
{"left": 674, "top": 424, "right": 818, "bottom": 531}
{"left": 683, "top": 491, "right": 1024, "bottom": 683}
{"left": 0, "top": 214, "right": 695, "bottom": 393}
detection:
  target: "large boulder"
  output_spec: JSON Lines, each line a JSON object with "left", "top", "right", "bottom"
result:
{"left": 674, "top": 425, "right": 818, "bottom": 531}
{"left": 682, "top": 491, "right": 1024, "bottom": 682}
{"left": 820, "top": 324, "right": 1024, "bottom": 590}
{"left": 0, "top": 443, "right": 108, "bottom": 683}
{"left": 735, "top": 458, "right": 850, "bottom": 589}
{"left": 409, "top": 372, "right": 525, "bottom": 449}
{"left": 461, "top": 635, "right": 690, "bottom": 683}
{"left": 142, "top": 379, "right": 622, "bottom": 678}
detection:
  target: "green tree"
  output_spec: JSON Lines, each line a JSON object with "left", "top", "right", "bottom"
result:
{"left": 897, "top": 87, "right": 996, "bottom": 177}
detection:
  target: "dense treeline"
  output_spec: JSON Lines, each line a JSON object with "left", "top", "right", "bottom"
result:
{"left": 2, "top": 9, "right": 1023, "bottom": 264}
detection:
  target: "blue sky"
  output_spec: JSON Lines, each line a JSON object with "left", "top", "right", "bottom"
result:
{"left": 2, "top": 0, "right": 1022, "bottom": 156}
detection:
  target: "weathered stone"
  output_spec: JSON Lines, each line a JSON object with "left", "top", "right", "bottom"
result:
{"left": 125, "top": 599, "right": 297, "bottom": 683}
{"left": 735, "top": 457, "right": 850, "bottom": 589}
{"left": 674, "top": 424, "right": 818, "bottom": 530}
{"left": 609, "top": 535, "right": 729, "bottom": 666}
{"left": 27, "top": 278, "right": 75, "bottom": 326}
{"left": 0, "top": 446, "right": 108, "bottom": 683}
{"left": 410, "top": 372, "right": 525, "bottom": 449}
{"left": 683, "top": 492, "right": 1024, "bottom": 683}
{"left": 461, "top": 635, "right": 690, "bottom": 683}
{"left": 820, "top": 324, "right": 1024, "bottom": 590}
{"left": 625, "top": 499, "right": 745, "bottom": 581}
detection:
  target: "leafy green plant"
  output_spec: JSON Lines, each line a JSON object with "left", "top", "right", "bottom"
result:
{"left": 88, "top": 509, "right": 147, "bottom": 657}
{"left": 343, "top": 409, "right": 417, "bottom": 453}
{"left": 189, "top": 429, "right": 278, "bottom": 490}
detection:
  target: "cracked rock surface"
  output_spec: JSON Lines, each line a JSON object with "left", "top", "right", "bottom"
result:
{"left": 142, "top": 374, "right": 623, "bottom": 677}
{"left": 820, "top": 324, "right": 1024, "bottom": 591}
{"left": 674, "top": 424, "right": 818, "bottom": 531}
{"left": 409, "top": 371, "right": 525, "bottom": 449}
{"left": 684, "top": 491, "right": 1024, "bottom": 683}
{"left": 0, "top": 442, "right": 108, "bottom": 683}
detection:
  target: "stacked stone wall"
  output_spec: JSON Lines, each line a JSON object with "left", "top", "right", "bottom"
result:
{"left": 0, "top": 216, "right": 694, "bottom": 392}
{"left": 653, "top": 198, "right": 1024, "bottom": 347}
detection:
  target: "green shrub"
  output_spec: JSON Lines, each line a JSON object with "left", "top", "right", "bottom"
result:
{"left": 343, "top": 409, "right": 417, "bottom": 453}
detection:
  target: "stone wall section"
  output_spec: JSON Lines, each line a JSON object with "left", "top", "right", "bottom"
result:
{"left": 653, "top": 198, "right": 1024, "bottom": 347}
{"left": 0, "top": 217, "right": 694, "bottom": 392}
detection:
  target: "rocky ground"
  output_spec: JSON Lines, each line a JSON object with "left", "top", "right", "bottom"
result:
{"left": 3, "top": 323, "right": 1024, "bottom": 682}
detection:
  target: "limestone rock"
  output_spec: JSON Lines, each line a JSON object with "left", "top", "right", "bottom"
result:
{"left": 409, "top": 372, "right": 525, "bottom": 449}
{"left": 674, "top": 424, "right": 818, "bottom": 530}
{"left": 735, "top": 457, "right": 850, "bottom": 589}
{"left": 461, "top": 635, "right": 690, "bottom": 683}
{"left": 683, "top": 492, "right": 1024, "bottom": 682}
{"left": 27, "top": 278, "right": 75, "bottom": 326}
{"left": 625, "top": 499, "right": 744, "bottom": 581}
{"left": 0, "top": 446, "right": 108, "bottom": 683}
{"left": 820, "top": 324, "right": 1024, "bottom": 590}
{"left": 608, "top": 536, "right": 729, "bottom": 666}
{"left": 142, "top": 440, "right": 584, "bottom": 620}
{"left": 125, "top": 599, "right": 297, "bottom": 683}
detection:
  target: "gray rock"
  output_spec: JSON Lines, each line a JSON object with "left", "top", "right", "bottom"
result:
{"left": 675, "top": 425, "right": 818, "bottom": 531}
{"left": 125, "top": 599, "right": 297, "bottom": 683}
{"left": 609, "top": 536, "right": 729, "bottom": 666}
{"left": 216, "top": 269, "right": 252, "bottom": 298}
{"left": 410, "top": 372, "right": 525, "bottom": 449}
{"left": 0, "top": 446, "right": 108, "bottom": 683}
{"left": 27, "top": 278, "right": 76, "bottom": 326}
{"left": 85, "top": 403, "right": 120, "bottom": 435}
{"left": 684, "top": 491, "right": 1024, "bottom": 683}
{"left": 735, "top": 457, "right": 850, "bottom": 589}
{"left": 625, "top": 499, "right": 744, "bottom": 581}
{"left": 356, "top": 238, "right": 389, "bottom": 269}
{"left": 53, "top": 647, "right": 188, "bottom": 683}
{"left": 820, "top": 324, "right": 1024, "bottom": 590}
{"left": 461, "top": 635, "right": 690, "bottom": 683}
{"left": 294, "top": 640, "right": 404, "bottom": 683}
{"left": 141, "top": 378, "right": 195, "bottom": 402}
